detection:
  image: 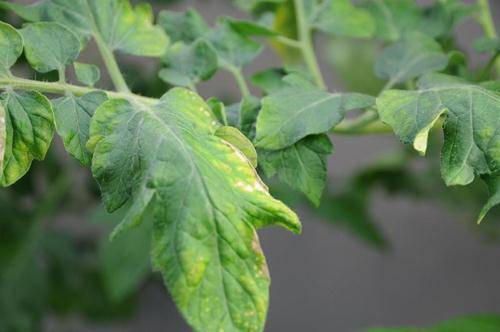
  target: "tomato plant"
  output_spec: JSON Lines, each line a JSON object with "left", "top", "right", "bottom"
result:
{"left": 0, "top": 0, "right": 499, "bottom": 331}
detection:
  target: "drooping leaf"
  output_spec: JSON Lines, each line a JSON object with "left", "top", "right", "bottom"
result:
{"left": 478, "top": 175, "right": 500, "bottom": 223}
{"left": 207, "top": 19, "right": 263, "bottom": 68}
{"left": 0, "top": 91, "right": 54, "bottom": 186}
{"left": 53, "top": 92, "right": 107, "bottom": 166}
{"left": 159, "top": 40, "right": 218, "bottom": 89}
{"left": 215, "top": 126, "right": 258, "bottom": 167}
{"left": 255, "top": 85, "right": 374, "bottom": 150}
{"left": 377, "top": 82, "right": 500, "bottom": 219}
{"left": 20, "top": 22, "right": 80, "bottom": 73}
{"left": 313, "top": 0, "right": 375, "bottom": 38}
{"left": 88, "top": 88, "right": 300, "bottom": 332}
{"left": 158, "top": 8, "right": 207, "bottom": 44}
{"left": 375, "top": 32, "right": 448, "bottom": 85}
{"left": 0, "top": 22, "right": 23, "bottom": 77}
{"left": 367, "top": 314, "right": 500, "bottom": 332}
{"left": 98, "top": 209, "right": 152, "bottom": 302}
{"left": 74, "top": 62, "right": 101, "bottom": 87}
{"left": 260, "top": 134, "right": 333, "bottom": 206}
{"left": 1, "top": 0, "right": 168, "bottom": 57}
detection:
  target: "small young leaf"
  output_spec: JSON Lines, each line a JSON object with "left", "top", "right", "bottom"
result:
{"left": 88, "top": 88, "right": 300, "bottom": 331}
{"left": 255, "top": 85, "right": 374, "bottom": 150}
{"left": 207, "top": 19, "right": 263, "bottom": 68}
{"left": 375, "top": 32, "right": 448, "bottom": 85}
{"left": 377, "top": 83, "right": 500, "bottom": 205}
{"left": 0, "top": 22, "right": 23, "bottom": 77}
{"left": 207, "top": 97, "right": 228, "bottom": 126}
{"left": 260, "top": 134, "right": 333, "bottom": 206}
{"left": 158, "top": 9, "right": 207, "bottom": 44}
{"left": 74, "top": 62, "right": 100, "bottom": 87}
{"left": 239, "top": 95, "right": 261, "bottom": 140}
{"left": 159, "top": 40, "right": 218, "bottom": 88}
{"left": 0, "top": 91, "right": 54, "bottom": 186}
{"left": 313, "top": 0, "right": 375, "bottom": 38}
{"left": 53, "top": 91, "right": 107, "bottom": 166}
{"left": 20, "top": 22, "right": 80, "bottom": 73}
{"left": 215, "top": 126, "right": 258, "bottom": 167}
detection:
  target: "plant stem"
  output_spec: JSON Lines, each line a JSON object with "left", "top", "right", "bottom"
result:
{"left": 0, "top": 76, "right": 156, "bottom": 105}
{"left": 477, "top": 0, "right": 500, "bottom": 75}
{"left": 224, "top": 64, "right": 250, "bottom": 98}
{"left": 332, "top": 110, "right": 392, "bottom": 135}
{"left": 293, "top": 0, "right": 326, "bottom": 89}
{"left": 94, "top": 33, "right": 131, "bottom": 93}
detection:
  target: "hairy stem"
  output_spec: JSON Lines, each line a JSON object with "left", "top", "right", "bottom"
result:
{"left": 0, "top": 76, "right": 156, "bottom": 104}
{"left": 477, "top": 0, "right": 500, "bottom": 75}
{"left": 224, "top": 64, "right": 250, "bottom": 98}
{"left": 94, "top": 33, "right": 131, "bottom": 93}
{"left": 293, "top": 0, "right": 326, "bottom": 89}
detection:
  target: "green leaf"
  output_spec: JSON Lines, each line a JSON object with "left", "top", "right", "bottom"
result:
{"left": 215, "top": 126, "right": 258, "bottom": 167}
{"left": 207, "top": 97, "right": 228, "bottom": 126}
{"left": 0, "top": 106, "right": 4, "bottom": 175}
{"left": 251, "top": 68, "right": 287, "bottom": 94}
{"left": 478, "top": 175, "right": 500, "bottom": 223}
{"left": 53, "top": 91, "right": 107, "bottom": 166}
{"left": 313, "top": 0, "right": 375, "bottom": 38}
{"left": 474, "top": 36, "right": 500, "bottom": 53}
{"left": 207, "top": 19, "right": 263, "bottom": 68}
{"left": 227, "top": 19, "right": 279, "bottom": 37}
{"left": 377, "top": 83, "right": 500, "bottom": 218}
{"left": 99, "top": 210, "right": 152, "bottom": 302}
{"left": 88, "top": 88, "right": 300, "bottom": 331}
{"left": 367, "top": 314, "right": 500, "bottom": 332}
{"left": 255, "top": 85, "right": 374, "bottom": 150}
{"left": 1, "top": 0, "right": 168, "bottom": 57}
{"left": 1, "top": 91, "right": 54, "bottom": 186}
{"left": 74, "top": 62, "right": 100, "bottom": 87}
{"left": 0, "top": 22, "right": 23, "bottom": 77}
{"left": 260, "top": 134, "right": 333, "bottom": 206}
{"left": 20, "top": 22, "right": 80, "bottom": 73}
{"left": 375, "top": 32, "right": 448, "bottom": 85}
{"left": 158, "top": 9, "right": 207, "bottom": 44}
{"left": 159, "top": 40, "right": 218, "bottom": 88}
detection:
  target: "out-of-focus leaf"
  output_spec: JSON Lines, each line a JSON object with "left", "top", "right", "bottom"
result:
{"left": 74, "top": 62, "right": 101, "bottom": 87}
{"left": 158, "top": 9, "right": 207, "bottom": 44}
{"left": 53, "top": 92, "right": 107, "bottom": 166}
{"left": 251, "top": 68, "right": 287, "bottom": 94}
{"left": 375, "top": 32, "right": 448, "bottom": 85}
{"left": 0, "top": 91, "right": 54, "bottom": 186}
{"left": 159, "top": 40, "right": 218, "bottom": 89}
{"left": 474, "top": 36, "right": 500, "bottom": 53}
{"left": 313, "top": 0, "right": 375, "bottom": 38}
{"left": 20, "top": 22, "right": 80, "bottom": 73}
{"left": 367, "top": 314, "right": 500, "bottom": 332}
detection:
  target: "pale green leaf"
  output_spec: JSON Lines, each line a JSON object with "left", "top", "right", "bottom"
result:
{"left": 0, "top": 91, "right": 54, "bottom": 186}
{"left": 1, "top": 0, "right": 168, "bottom": 57}
{"left": 377, "top": 83, "right": 500, "bottom": 221}
{"left": 53, "top": 91, "right": 107, "bottom": 166}
{"left": 478, "top": 175, "right": 500, "bottom": 223}
{"left": 474, "top": 36, "right": 500, "bottom": 53}
{"left": 255, "top": 86, "right": 374, "bottom": 150}
{"left": 88, "top": 88, "right": 300, "bottom": 332}
{"left": 20, "top": 22, "right": 80, "bottom": 73}
{"left": 159, "top": 40, "right": 218, "bottom": 88}
{"left": 215, "top": 126, "right": 258, "bottom": 167}
{"left": 260, "top": 134, "right": 333, "bottom": 205}
{"left": 74, "top": 62, "right": 100, "bottom": 87}
{"left": 158, "top": 9, "right": 207, "bottom": 44}
{"left": 0, "top": 22, "right": 23, "bottom": 77}
{"left": 313, "top": 0, "right": 375, "bottom": 38}
{"left": 375, "top": 32, "right": 448, "bottom": 85}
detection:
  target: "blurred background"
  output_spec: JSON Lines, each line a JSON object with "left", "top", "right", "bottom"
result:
{"left": 1, "top": 0, "right": 500, "bottom": 331}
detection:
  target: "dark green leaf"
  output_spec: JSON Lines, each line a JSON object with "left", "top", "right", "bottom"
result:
{"left": 158, "top": 8, "right": 207, "bottom": 44}
{"left": 1, "top": 91, "right": 54, "bottom": 186}
{"left": 20, "top": 22, "right": 80, "bottom": 73}
{"left": 260, "top": 134, "right": 333, "bottom": 205}
{"left": 251, "top": 68, "right": 287, "bottom": 94}
{"left": 0, "top": 22, "right": 23, "bottom": 77}
{"left": 53, "top": 91, "right": 107, "bottom": 166}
